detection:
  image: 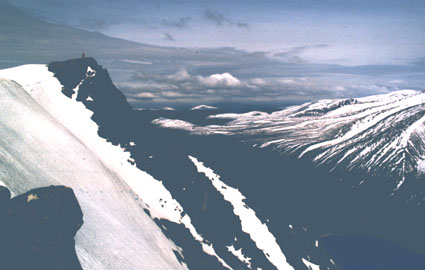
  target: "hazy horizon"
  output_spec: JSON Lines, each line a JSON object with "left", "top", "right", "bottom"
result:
{"left": 1, "top": 0, "right": 425, "bottom": 107}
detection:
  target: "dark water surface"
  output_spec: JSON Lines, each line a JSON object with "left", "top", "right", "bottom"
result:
{"left": 321, "top": 235, "right": 425, "bottom": 270}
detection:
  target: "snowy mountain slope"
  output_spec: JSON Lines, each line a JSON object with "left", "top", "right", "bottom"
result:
{"left": 5, "top": 58, "right": 425, "bottom": 269}
{"left": 1, "top": 62, "right": 288, "bottom": 270}
{"left": 154, "top": 90, "right": 425, "bottom": 191}
{"left": 0, "top": 67, "right": 190, "bottom": 269}
{"left": 42, "top": 58, "right": 298, "bottom": 269}
{"left": 44, "top": 59, "right": 246, "bottom": 269}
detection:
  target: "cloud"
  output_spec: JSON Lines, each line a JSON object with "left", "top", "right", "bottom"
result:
{"left": 134, "top": 92, "right": 157, "bottom": 101}
{"left": 161, "top": 17, "right": 191, "bottom": 28}
{"left": 162, "top": 70, "right": 243, "bottom": 89}
{"left": 163, "top": 32, "right": 175, "bottom": 41}
{"left": 273, "top": 44, "right": 330, "bottom": 63}
{"left": 123, "top": 51, "right": 425, "bottom": 106}
{"left": 412, "top": 56, "right": 425, "bottom": 66}
{"left": 125, "top": 62, "right": 422, "bottom": 106}
{"left": 249, "top": 78, "right": 267, "bottom": 86}
{"left": 204, "top": 9, "right": 226, "bottom": 26}
{"left": 161, "top": 91, "right": 185, "bottom": 99}
{"left": 236, "top": 22, "right": 249, "bottom": 28}
{"left": 198, "top": 73, "right": 241, "bottom": 87}
{"left": 133, "top": 69, "right": 243, "bottom": 88}
{"left": 203, "top": 9, "right": 249, "bottom": 28}
{"left": 3, "top": 0, "right": 424, "bottom": 108}
{"left": 166, "top": 68, "right": 191, "bottom": 81}
{"left": 129, "top": 67, "right": 332, "bottom": 104}
{"left": 127, "top": 69, "right": 249, "bottom": 103}
{"left": 77, "top": 18, "right": 118, "bottom": 31}
{"left": 333, "top": 85, "right": 346, "bottom": 91}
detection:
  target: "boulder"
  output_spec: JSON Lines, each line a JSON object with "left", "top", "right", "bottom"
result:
{"left": 0, "top": 185, "right": 83, "bottom": 270}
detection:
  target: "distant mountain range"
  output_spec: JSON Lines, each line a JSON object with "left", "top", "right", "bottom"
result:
{"left": 156, "top": 90, "right": 425, "bottom": 193}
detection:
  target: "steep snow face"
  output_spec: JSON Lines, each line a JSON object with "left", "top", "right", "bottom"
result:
{"left": 155, "top": 90, "right": 425, "bottom": 190}
{"left": 0, "top": 67, "right": 187, "bottom": 269}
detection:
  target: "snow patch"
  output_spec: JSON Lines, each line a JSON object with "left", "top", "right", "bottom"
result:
{"left": 86, "top": 66, "right": 96, "bottom": 77}
{"left": 153, "top": 118, "right": 195, "bottom": 131}
{"left": 227, "top": 245, "right": 252, "bottom": 269}
{"left": 189, "top": 155, "right": 294, "bottom": 270}
{"left": 418, "top": 159, "right": 425, "bottom": 173}
{"left": 190, "top": 104, "right": 218, "bottom": 110}
{"left": 302, "top": 258, "right": 320, "bottom": 270}
{"left": 70, "top": 66, "right": 96, "bottom": 100}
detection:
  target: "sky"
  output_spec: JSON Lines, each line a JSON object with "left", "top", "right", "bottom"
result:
{"left": 2, "top": 0, "right": 425, "bottom": 107}
{"left": 9, "top": 0, "right": 425, "bottom": 66}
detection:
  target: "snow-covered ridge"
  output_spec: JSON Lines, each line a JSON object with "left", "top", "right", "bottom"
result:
{"left": 190, "top": 104, "right": 218, "bottom": 110}
{"left": 0, "top": 65, "right": 189, "bottom": 269}
{"left": 0, "top": 64, "right": 243, "bottom": 269}
{"left": 155, "top": 90, "right": 425, "bottom": 190}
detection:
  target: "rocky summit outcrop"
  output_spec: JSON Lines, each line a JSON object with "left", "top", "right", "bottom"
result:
{"left": 48, "top": 57, "right": 134, "bottom": 145}
{"left": 0, "top": 185, "right": 83, "bottom": 270}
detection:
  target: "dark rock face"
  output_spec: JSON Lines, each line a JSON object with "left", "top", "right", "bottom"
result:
{"left": 48, "top": 58, "right": 133, "bottom": 145}
{"left": 0, "top": 185, "right": 83, "bottom": 270}
{"left": 0, "top": 185, "right": 11, "bottom": 203}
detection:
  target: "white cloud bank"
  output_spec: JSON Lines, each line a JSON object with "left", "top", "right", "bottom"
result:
{"left": 198, "top": 72, "right": 241, "bottom": 87}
